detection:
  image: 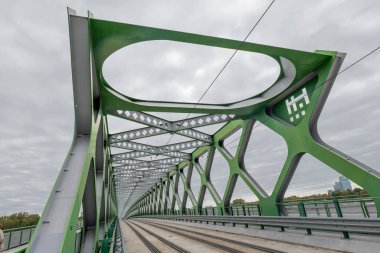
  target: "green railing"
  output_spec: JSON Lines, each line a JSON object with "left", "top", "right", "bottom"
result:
{"left": 2, "top": 225, "right": 36, "bottom": 251}
{"left": 1, "top": 222, "right": 85, "bottom": 252}
{"left": 142, "top": 196, "right": 377, "bottom": 219}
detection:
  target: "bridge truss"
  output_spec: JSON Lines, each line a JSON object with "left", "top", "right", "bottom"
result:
{"left": 26, "top": 8, "right": 380, "bottom": 253}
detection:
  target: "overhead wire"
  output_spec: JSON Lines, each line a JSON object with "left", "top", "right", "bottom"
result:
{"left": 211, "top": 45, "right": 380, "bottom": 159}
{"left": 127, "top": 1, "right": 277, "bottom": 205}
{"left": 165, "top": 0, "right": 276, "bottom": 146}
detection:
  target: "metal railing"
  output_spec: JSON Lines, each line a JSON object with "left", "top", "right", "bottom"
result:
{"left": 135, "top": 196, "right": 380, "bottom": 239}
{"left": 138, "top": 214, "right": 380, "bottom": 239}
{"left": 147, "top": 196, "right": 377, "bottom": 219}
{"left": 1, "top": 222, "right": 84, "bottom": 252}
{"left": 2, "top": 225, "right": 36, "bottom": 251}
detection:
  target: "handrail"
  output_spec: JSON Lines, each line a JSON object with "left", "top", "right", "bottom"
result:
{"left": 137, "top": 215, "right": 380, "bottom": 239}
{"left": 3, "top": 225, "right": 36, "bottom": 234}
{"left": 2, "top": 225, "right": 36, "bottom": 252}
{"left": 152, "top": 196, "right": 377, "bottom": 219}
{"left": 1, "top": 223, "right": 84, "bottom": 252}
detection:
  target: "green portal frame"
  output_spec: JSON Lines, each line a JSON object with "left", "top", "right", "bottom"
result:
{"left": 26, "top": 8, "right": 380, "bottom": 253}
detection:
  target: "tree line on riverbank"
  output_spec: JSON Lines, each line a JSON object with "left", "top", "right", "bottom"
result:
{"left": 0, "top": 212, "right": 40, "bottom": 230}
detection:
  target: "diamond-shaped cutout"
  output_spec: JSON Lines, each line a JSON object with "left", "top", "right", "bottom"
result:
{"left": 196, "top": 152, "right": 208, "bottom": 172}
{"left": 244, "top": 123, "right": 287, "bottom": 195}
{"left": 222, "top": 127, "right": 242, "bottom": 158}
{"left": 209, "top": 149, "right": 230, "bottom": 198}
{"left": 184, "top": 195, "right": 193, "bottom": 209}
{"left": 166, "top": 180, "right": 172, "bottom": 203}
{"left": 182, "top": 165, "right": 189, "bottom": 179}
{"left": 202, "top": 187, "right": 217, "bottom": 208}
{"left": 190, "top": 167, "right": 202, "bottom": 201}
{"left": 284, "top": 154, "right": 357, "bottom": 217}
{"left": 177, "top": 173, "right": 185, "bottom": 204}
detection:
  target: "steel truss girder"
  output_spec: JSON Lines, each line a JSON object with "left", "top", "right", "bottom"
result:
{"left": 113, "top": 157, "right": 188, "bottom": 168}
{"left": 112, "top": 150, "right": 190, "bottom": 161}
{"left": 27, "top": 11, "right": 118, "bottom": 253}
{"left": 29, "top": 9, "right": 380, "bottom": 253}
{"left": 110, "top": 140, "right": 209, "bottom": 157}
{"left": 109, "top": 110, "right": 236, "bottom": 141}
{"left": 110, "top": 126, "right": 213, "bottom": 143}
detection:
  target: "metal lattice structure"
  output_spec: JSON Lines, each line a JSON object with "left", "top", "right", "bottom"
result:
{"left": 26, "top": 9, "right": 380, "bottom": 253}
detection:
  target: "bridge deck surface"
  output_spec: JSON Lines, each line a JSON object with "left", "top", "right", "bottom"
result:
{"left": 121, "top": 218, "right": 342, "bottom": 253}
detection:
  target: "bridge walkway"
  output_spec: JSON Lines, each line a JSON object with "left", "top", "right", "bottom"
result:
{"left": 121, "top": 218, "right": 341, "bottom": 253}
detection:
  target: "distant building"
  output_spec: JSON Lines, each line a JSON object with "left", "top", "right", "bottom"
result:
{"left": 332, "top": 176, "right": 352, "bottom": 191}
{"left": 339, "top": 176, "right": 352, "bottom": 190}
{"left": 333, "top": 181, "right": 343, "bottom": 191}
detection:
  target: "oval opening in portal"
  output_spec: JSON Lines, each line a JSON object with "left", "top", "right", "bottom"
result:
{"left": 102, "top": 40, "right": 280, "bottom": 104}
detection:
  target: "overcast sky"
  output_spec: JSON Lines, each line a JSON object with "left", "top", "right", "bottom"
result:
{"left": 1, "top": 0, "right": 379, "bottom": 215}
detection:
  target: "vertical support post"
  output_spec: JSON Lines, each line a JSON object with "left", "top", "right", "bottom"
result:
{"left": 333, "top": 199, "right": 349, "bottom": 239}
{"left": 324, "top": 202, "right": 331, "bottom": 217}
{"left": 257, "top": 205, "right": 264, "bottom": 230}
{"left": 360, "top": 200, "right": 370, "bottom": 218}
{"left": 20, "top": 230, "right": 23, "bottom": 246}
{"left": 298, "top": 202, "right": 311, "bottom": 235}
{"left": 8, "top": 231, "right": 12, "bottom": 250}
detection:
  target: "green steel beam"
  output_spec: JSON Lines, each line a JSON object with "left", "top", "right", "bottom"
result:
{"left": 27, "top": 8, "right": 380, "bottom": 253}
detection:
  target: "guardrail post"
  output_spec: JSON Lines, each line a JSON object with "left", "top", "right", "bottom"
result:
{"left": 29, "top": 228, "right": 33, "bottom": 243}
{"left": 242, "top": 205, "right": 248, "bottom": 228}
{"left": 314, "top": 203, "right": 320, "bottom": 216}
{"left": 257, "top": 205, "right": 264, "bottom": 229}
{"left": 333, "top": 199, "right": 349, "bottom": 239}
{"left": 360, "top": 200, "right": 370, "bottom": 218}
{"left": 298, "top": 202, "right": 312, "bottom": 235}
{"left": 7, "top": 231, "right": 12, "bottom": 250}
{"left": 19, "top": 230, "right": 23, "bottom": 246}
{"left": 324, "top": 203, "right": 331, "bottom": 217}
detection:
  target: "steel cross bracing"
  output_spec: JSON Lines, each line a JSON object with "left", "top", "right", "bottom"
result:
{"left": 26, "top": 8, "right": 380, "bottom": 253}
{"left": 108, "top": 110, "right": 240, "bottom": 204}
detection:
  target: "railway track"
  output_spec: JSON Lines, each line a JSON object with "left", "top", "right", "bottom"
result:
{"left": 133, "top": 219, "right": 286, "bottom": 253}
{"left": 133, "top": 222, "right": 191, "bottom": 252}
{"left": 125, "top": 222, "right": 161, "bottom": 253}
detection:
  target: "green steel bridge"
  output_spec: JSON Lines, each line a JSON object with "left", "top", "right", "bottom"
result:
{"left": 4, "top": 8, "right": 380, "bottom": 253}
